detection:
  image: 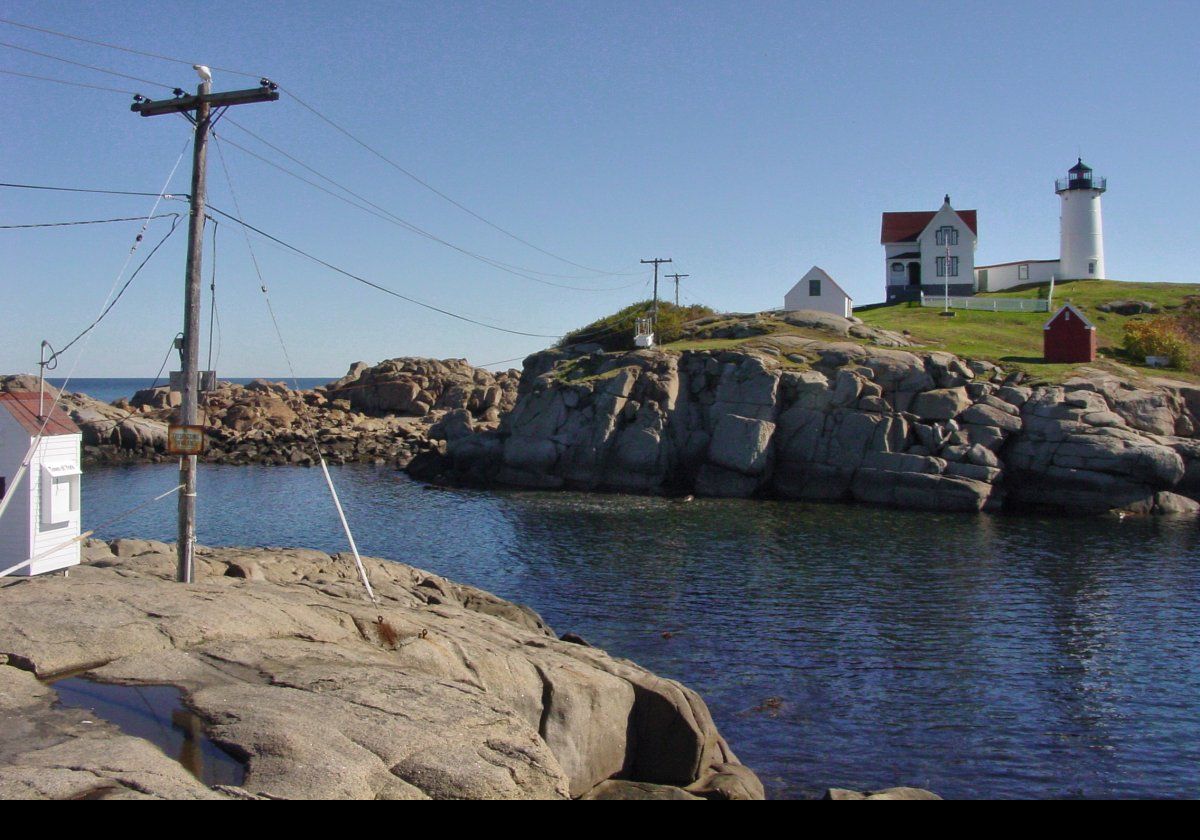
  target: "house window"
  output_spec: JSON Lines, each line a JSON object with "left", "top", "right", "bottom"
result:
{"left": 1018, "top": 264, "right": 1030, "bottom": 281}
{"left": 809, "top": 278, "right": 821, "bottom": 296}
{"left": 1088, "top": 261, "right": 1096, "bottom": 275}
{"left": 936, "top": 257, "right": 960, "bottom": 278}
{"left": 935, "top": 226, "right": 958, "bottom": 246}
{"left": 891, "top": 262, "right": 904, "bottom": 272}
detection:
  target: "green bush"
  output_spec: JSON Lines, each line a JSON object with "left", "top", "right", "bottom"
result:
{"left": 559, "top": 300, "right": 714, "bottom": 352}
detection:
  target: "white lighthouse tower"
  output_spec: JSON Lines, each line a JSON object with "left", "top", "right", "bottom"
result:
{"left": 1056, "top": 158, "right": 1107, "bottom": 279}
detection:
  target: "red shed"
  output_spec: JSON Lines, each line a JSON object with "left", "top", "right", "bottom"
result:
{"left": 1043, "top": 303, "right": 1097, "bottom": 363}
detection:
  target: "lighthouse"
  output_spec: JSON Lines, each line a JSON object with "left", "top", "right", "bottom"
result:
{"left": 1056, "top": 158, "right": 1107, "bottom": 279}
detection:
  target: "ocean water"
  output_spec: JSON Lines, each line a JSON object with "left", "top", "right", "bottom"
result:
{"left": 79, "top": 463, "right": 1200, "bottom": 799}
{"left": 49, "top": 377, "right": 335, "bottom": 405}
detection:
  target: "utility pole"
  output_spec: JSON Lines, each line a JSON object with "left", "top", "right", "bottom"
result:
{"left": 665, "top": 272, "right": 689, "bottom": 307}
{"left": 640, "top": 257, "right": 672, "bottom": 327}
{"left": 132, "top": 70, "right": 278, "bottom": 583}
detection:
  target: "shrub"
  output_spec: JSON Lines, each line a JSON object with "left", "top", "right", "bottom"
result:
{"left": 559, "top": 300, "right": 714, "bottom": 352}
{"left": 1123, "top": 317, "right": 1193, "bottom": 369}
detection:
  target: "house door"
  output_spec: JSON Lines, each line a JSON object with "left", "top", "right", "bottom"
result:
{"left": 907, "top": 262, "right": 921, "bottom": 286}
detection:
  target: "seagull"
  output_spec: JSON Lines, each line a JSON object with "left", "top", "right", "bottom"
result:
{"left": 193, "top": 64, "right": 212, "bottom": 84}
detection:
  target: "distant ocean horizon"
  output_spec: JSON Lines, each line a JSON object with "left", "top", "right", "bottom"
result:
{"left": 48, "top": 377, "right": 337, "bottom": 405}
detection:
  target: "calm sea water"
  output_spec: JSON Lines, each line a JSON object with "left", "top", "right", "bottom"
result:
{"left": 80, "top": 463, "right": 1200, "bottom": 799}
{"left": 50, "top": 377, "right": 335, "bottom": 405}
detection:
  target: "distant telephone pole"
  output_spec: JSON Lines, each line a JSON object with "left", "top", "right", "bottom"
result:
{"left": 640, "top": 257, "right": 672, "bottom": 327}
{"left": 131, "top": 70, "right": 278, "bottom": 584}
{"left": 665, "top": 273, "right": 689, "bottom": 307}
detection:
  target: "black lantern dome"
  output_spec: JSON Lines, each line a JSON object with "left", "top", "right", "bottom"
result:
{"left": 1056, "top": 158, "right": 1106, "bottom": 194}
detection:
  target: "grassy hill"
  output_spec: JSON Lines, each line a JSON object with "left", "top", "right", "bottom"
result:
{"left": 856, "top": 280, "right": 1200, "bottom": 382}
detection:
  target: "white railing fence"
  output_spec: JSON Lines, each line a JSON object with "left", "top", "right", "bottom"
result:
{"left": 919, "top": 293, "right": 1049, "bottom": 313}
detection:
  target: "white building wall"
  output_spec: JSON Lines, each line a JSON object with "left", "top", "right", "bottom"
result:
{"left": 1059, "top": 189, "right": 1105, "bottom": 279}
{"left": 0, "top": 414, "right": 32, "bottom": 570}
{"left": 0, "top": 414, "right": 81, "bottom": 576}
{"left": 784, "top": 267, "right": 853, "bottom": 318}
{"left": 27, "top": 434, "right": 82, "bottom": 575}
{"left": 976, "top": 260, "right": 1060, "bottom": 292}
{"left": 916, "top": 206, "right": 976, "bottom": 292}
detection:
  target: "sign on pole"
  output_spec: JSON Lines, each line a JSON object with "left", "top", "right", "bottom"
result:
{"left": 167, "top": 424, "right": 206, "bottom": 456}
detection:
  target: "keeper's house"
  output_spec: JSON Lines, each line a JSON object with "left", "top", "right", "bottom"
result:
{"left": 0, "top": 392, "right": 83, "bottom": 576}
{"left": 882, "top": 196, "right": 978, "bottom": 303}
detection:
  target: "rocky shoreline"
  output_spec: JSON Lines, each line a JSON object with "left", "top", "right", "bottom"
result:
{"left": 3, "top": 358, "right": 519, "bottom": 469}
{"left": 410, "top": 319, "right": 1200, "bottom": 517}
{"left": 10, "top": 310, "right": 1197, "bottom": 517}
{"left": 0, "top": 540, "right": 764, "bottom": 800}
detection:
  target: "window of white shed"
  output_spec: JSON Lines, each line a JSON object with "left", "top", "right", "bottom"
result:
{"left": 809, "top": 278, "right": 821, "bottom": 296}
{"left": 891, "top": 262, "right": 904, "bottom": 272}
{"left": 41, "top": 463, "right": 80, "bottom": 527}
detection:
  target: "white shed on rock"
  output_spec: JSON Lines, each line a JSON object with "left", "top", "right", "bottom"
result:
{"left": 784, "top": 266, "right": 853, "bottom": 318}
{"left": 0, "top": 392, "right": 83, "bottom": 576}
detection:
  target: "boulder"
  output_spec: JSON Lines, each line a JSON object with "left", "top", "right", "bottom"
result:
{"left": 911, "top": 387, "right": 971, "bottom": 422}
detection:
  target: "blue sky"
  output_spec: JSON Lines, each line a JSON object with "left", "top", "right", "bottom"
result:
{"left": 2, "top": 1, "right": 1197, "bottom": 377}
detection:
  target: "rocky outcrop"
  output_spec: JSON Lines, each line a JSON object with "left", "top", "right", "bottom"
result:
{"left": 3, "top": 358, "right": 519, "bottom": 469}
{"left": 326, "top": 357, "right": 519, "bottom": 420}
{"left": 0, "top": 540, "right": 760, "bottom": 800}
{"left": 412, "top": 344, "right": 1200, "bottom": 517}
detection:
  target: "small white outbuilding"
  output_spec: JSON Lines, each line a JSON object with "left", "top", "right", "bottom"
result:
{"left": 784, "top": 266, "right": 853, "bottom": 319}
{"left": 0, "top": 392, "right": 83, "bottom": 576}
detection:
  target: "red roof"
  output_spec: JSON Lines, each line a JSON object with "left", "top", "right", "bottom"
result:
{"left": 0, "top": 392, "right": 81, "bottom": 437}
{"left": 881, "top": 209, "right": 978, "bottom": 243}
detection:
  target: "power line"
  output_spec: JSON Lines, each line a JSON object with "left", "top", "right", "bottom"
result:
{"left": 0, "top": 40, "right": 174, "bottom": 90}
{"left": 215, "top": 126, "right": 644, "bottom": 292}
{"left": 0, "top": 181, "right": 187, "bottom": 199}
{"left": 0, "top": 66, "right": 136, "bottom": 94}
{"left": 44, "top": 214, "right": 183, "bottom": 365}
{"left": 0, "top": 17, "right": 263, "bottom": 79}
{"left": 0, "top": 212, "right": 181, "bottom": 229}
{"left": 0, "top": 16, "right": 638, "bottom": 278}
{"left": 203, "top": 201, "right": 562, "bottom": 339}
{"left": 281, "top": 87, "right": 639, "bottom": 278}
{"left": 222, "top": 117, "right": 638, "bottom": 284}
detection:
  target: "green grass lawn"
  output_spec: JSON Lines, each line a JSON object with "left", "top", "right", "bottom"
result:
{"left": 857, "top": 279, "right": 1200, "bottom": 382}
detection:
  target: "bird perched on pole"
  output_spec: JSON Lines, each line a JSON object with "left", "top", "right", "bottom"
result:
{"left": 193, "top": 64, "right": 212, "bottom": 84}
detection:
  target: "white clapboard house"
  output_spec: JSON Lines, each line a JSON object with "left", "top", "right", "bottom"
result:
{"left": 784, "top": 266, "right": 853, "bottom": 318}
{"left": 0, "top": 392, "right": 83, "bottom": 576}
